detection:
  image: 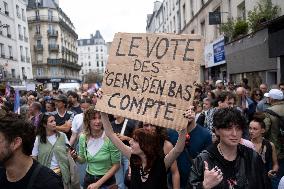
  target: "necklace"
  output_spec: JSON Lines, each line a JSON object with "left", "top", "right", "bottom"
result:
{"left": 217, "top": 144, "right": 224, "bottom": 157}
{"left": 139, "top": 166, "right": 150, "bottom": 182}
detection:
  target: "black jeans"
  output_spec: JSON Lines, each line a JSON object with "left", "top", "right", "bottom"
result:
{"left": 83, "top": 172, "right": 116, "bottom": 189}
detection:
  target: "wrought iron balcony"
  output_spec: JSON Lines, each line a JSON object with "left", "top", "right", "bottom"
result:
{"left": 47, "top": 30, "right": 58, "bottom": 37}
{"left": 47, "top": 58, "right": 61, "bottom": 65}
{"left": 48, "top": 44, "right": 59, "bottom": 52}
{"left": 34, "top": 44, "right": 43, "bottom": 51}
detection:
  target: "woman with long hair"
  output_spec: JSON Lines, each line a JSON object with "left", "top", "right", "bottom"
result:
{"left": 71, "top": 108, "right": 120, "bottom": 189}
{"left": 249, "top": 112, "right": 279, "bottom": 187}
{"left": 32, "top": 114, "right": 72, "bottom": 189}
{"left": 141, "top": 123, "right": 180, "bottom": 189}
{"left": 100, "top": 111, "right": 187, "bottom": 189}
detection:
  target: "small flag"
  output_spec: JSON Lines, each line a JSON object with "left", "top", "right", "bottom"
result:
{"left": 14, "top": 89, "right": 20, "bottom": 114}
{"left": 5, "top": 82, "right": 10, "bottom": 97}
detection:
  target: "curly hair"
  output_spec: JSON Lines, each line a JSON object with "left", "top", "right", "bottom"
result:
{"left": 213, "top": 107, "right": 246, "bottom": 131}
{"left": 0, "top": 112, "right": 36, "bottom": 156}
{"left": 132, "top": 128, "right": 160, "bottom": 171}
{"left": 83, "top": 107, "right": 102, "bottom": 139}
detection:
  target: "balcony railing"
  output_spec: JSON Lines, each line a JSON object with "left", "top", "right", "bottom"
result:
{"left": 34, "top": 44, "right": 43, "bottom": 51}
{"left": 34, "top": 32, "right": 42, "bottom": 38}
{"left": 47, "top": 30, "right": 58, "bottom": 37}
{"left": 27, "top": 15, "right": 59, "bottom": 22}
{"left": 48, "top": 44, "right": 59, "bottom": 52}
{"left": 47, "top": 58, "right": 61, "bottom": 65}
{"left": 19, "top": 34, "right": 23, "bottom": 40}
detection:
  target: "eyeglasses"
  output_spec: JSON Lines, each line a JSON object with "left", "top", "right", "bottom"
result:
{"left": 255, "top": 94, "right": 261, "bottom": 96}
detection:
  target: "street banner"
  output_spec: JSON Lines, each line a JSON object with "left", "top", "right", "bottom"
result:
{"left": 96, "top": 33, "right": 204, "bottom": 130}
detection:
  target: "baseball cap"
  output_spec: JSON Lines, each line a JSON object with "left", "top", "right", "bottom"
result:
{"left": 53, "top": 94, "right": 68, "bottom": 104}
{"left": 267, "top": 89, "right": 283, "bottom": 100}
{"left": 215, "top": 80, "right": 223, "bottom": 85}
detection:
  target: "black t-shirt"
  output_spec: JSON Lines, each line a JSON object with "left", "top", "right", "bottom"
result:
{"left": 111, "top": 119, "right": 136, "bottom": 145}
{"left": 70, "top": 106, "right": 83, "bottom": 115}
{"left": 130, "top": 155, "right": 167, "bottom": 189}
{"left": 51, "top": 110, "right": 74, "bottom": 139}
{"left": 0, "top": 160, "right": 63, "bottom": 189}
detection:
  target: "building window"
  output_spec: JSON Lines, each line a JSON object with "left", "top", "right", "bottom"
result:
{"left": 18, "top": 25, "right": 23, "bottom": 40}
{"left": 190, "top": 0, "right": 194, "bottom": 18}
{"left": 0, "top": 21, "right": 2, "bottom": 35}
{"left": 36, "top": 24, "right": 40, "bottom": 34}
{"left": 35, "top": 10, "right": 39, "bottom": 20}
{"left": 88, "top": 47, "right": 90, "bottom": 51}
{"left": 96, "top": 54, "right": 99, "bottom": 59}
{"left": 191, "top": 29, "right": 195, "bottom": 34}
{"left": 16, "top": 5, "right": 20, "bottom": 18}
{"left": 37, "top": 68, "right": 43, "bottom": 76}
{"left": 0, "top": 43, "right": 4, "bottom": 57}
{"left": 237, "top": 1, "right": 246, "bottom": 20}
{"left": 48, "top": 9, "right": 53, "bottom": 21}
{"left": 8, "top": 46, "right": 12, "bottom": 58}
{"left": 97, "top": 61, "right": 99, "bottom": 67}
{"left": 200, "top": 20, "right": 205, "bottom": 37}
{"left": 101, "top": 61, "right": 104, "bottom": 67}
{"left": 96, "top": 46, "right": 98, "bottom": 52}
{"left": 100, "top": 46, "right": 103, "bottom": 52}
{"left": 21, "top": 8, "right": 25, "bottom": 21}
{"left": 182, "top": 4, "right": 186, "bottom": 26}
{"left": 11, "top": 69, "right": 16, "bottom": 78}
{"left": 89, "top": 61, "right": 91, "bottom": 66}
{"left": 4, "top": 2, "right": 9, "bottom": 16}
{"left": 25, "top": 47, "right": 28, "bottom": 60}
{"left": 6, "top": 25, "right": 11, "bottom": 38}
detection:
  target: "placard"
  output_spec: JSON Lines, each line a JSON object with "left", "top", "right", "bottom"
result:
{"left": 96, "top": 33, "right": 203, "bottom": 130}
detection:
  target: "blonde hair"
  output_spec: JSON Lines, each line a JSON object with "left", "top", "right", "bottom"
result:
{"left": 83, "top": 107, "right": 102, "bottom": 139}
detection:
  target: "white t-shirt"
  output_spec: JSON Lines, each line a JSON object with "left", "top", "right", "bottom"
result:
{"left": 71, "top": 113, "right": 83, "bottom": 134}
{"left": 32, "top": 133, "right": 69, "bottom": 169}
{"left": 87, "top": 132, "right": 105, "bottom": 156}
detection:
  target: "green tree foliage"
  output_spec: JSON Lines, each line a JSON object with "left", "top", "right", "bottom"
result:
{"left": 83, "top": 70, "right": 103, "bottom": 84}
{"left": 248, "top": 0, "right": 281, "bottom": 32}
{"left": 220, "top": 18, "right": 248, "bottom": 42}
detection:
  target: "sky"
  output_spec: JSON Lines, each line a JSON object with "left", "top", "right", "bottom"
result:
{"left": 60, "top": 0, "right": 156, "bottom": 42}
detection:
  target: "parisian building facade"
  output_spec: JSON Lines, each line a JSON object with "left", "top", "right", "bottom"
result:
{"left": 146, "top": 0, "right": 284, "bottom": 86}
{"left": 0, "top": 0, "right": 33, "bottom": 84}
{"left": 27, "top": 0, "right": 80, "bottom": 89}
{"left": 77, "top": 30, "right": 108, "bottom": 79}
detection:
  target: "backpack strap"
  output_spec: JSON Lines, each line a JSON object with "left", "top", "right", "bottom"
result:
{"left": 27, "top": 163, "right": 42, "bottom": 189}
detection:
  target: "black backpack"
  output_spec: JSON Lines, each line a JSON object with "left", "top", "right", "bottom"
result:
{"left": 265, "top": 109, "right": 284, "bottom": 136}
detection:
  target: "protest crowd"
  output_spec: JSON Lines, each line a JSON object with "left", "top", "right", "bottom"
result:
{"left": 0, "top": 79, "right": 284, "bottom": 189}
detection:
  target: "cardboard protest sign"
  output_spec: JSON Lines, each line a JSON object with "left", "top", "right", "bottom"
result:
{"left": 96, "top": 33, "right": 204, "bottom": 130}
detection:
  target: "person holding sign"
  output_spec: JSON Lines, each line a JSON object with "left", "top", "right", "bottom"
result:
{"left": 100, "top": 111, "right": 187, "bottom": 189}
{"left": 70, "top": 108, "right": 121, "bottom": 189}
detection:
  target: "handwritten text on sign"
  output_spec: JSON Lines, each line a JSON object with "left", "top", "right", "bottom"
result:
{"left": 96, "top": 33, "right": 203, "bottom": 130}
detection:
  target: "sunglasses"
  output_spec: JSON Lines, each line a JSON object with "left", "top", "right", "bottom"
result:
{"left": 255, "top": 94, "right": 261, "bottom": 96}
